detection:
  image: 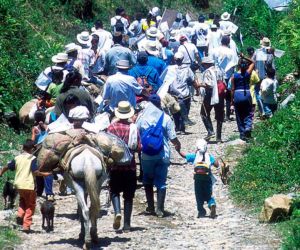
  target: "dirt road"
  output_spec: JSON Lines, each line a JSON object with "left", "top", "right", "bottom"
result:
{"left": 14, "top": 99, "right": 280, "bottom": 249}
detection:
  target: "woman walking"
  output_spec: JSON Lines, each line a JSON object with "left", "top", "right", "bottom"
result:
{"left": 230, "top": 56, "right": 255, "bottom": 141}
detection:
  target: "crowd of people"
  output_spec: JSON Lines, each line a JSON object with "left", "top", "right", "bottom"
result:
{"left": 0, "top": 6, "right": 279, "bottom": 234}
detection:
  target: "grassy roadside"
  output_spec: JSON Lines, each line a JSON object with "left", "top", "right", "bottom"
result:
{"left": 0, "top": 124, "right": 28, "bottom": 248}
{"left": 227, "top": 92, "right": 300, "bottom": 249}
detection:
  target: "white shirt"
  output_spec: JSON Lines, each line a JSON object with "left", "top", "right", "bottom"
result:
{"left": 110, "top": 16, "right": 129, "bottom": 34}
{"left": 128, "top": 19, "right": 145, "bottom": 37}
{"left": 212, "top": 45, "right": 236, "bottom": 79}
{"left": 192, "top": 22, "right": 210, "bottom": 47}
{"left": 260, "top": 78, "right": 278, "bottom": 104}
{"left": 169, "top": 64, "right": 195, "bottom": 98}
{"left": 219, "top": 20, "right": 236, "bottom": 33}
{"left": 179, "top": 26, "right": 194, "bottom": 41}
{"left": 92, "top": 29, "right": 113, "bottom": 53}
{"left": 207, "top": 30, "right": 222, "bottom": 55}
{"left": 178, "top": 42, "right": 198, "bottom": 65}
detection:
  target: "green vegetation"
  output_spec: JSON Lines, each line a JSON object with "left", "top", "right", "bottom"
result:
{"left": 223, "top": 0, "right": 300, "bottom": 248}
{"left": 223, "top": 0, "right": 300, "bottom": 79}
{"left": 0, "top": 226, "right": 20, "bottom": 249}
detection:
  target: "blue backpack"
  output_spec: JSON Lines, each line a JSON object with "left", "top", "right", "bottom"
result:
{"left": 141, "top": 113, "right": 164, "bottom": 156}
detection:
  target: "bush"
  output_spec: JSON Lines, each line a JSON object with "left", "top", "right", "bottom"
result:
{"left": 229, "top": 92, "right": 300, "bottom": 207}
{"left": 0, "top": 0, "right": 86, "bottom": 114}
{"left": 223, "top": 0, "right": 297, "bottom": 78}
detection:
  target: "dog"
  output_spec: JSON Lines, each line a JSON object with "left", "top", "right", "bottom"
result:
{"left": 220, "top": 158, "right": 232, "bottom": 185}
{"left": 40, "top": 197, "right": 55, "bottom": 232}
{"left": 2, "top": 179, "right": 17, "bottom": 210}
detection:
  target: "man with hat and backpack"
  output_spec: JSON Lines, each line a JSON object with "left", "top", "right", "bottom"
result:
{"left": 136, "top": 94, "right": 181, "bottom": 218}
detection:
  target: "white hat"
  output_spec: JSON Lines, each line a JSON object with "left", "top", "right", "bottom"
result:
{"left": 174, "top": 51, "right": 184, "bottom": 60}
{"left": 201, "top": 56, "right": 214, "bottom": 64}
{"left": 51, "top": 53, "right": 68, "bottom": 63}
{"left": 146, "top": 27, "right": 158, "bottom": 38}
{"left": 116, "top": 59, "right": 131, "bottom": 69}
{"left": 221, "top": 12, "right": 231, "bottom": 21}
{"left": 65, "top": 43, "right": 81, "bottom": 53}
{"left": 77, "top": 31, "right": 92, "bottom": 45}
{"left": 151, "top": 7, "right": 161, "bottom": 17}
{"left": 145, "top": 40, "right": 159, "bottom": 56}
{"left": 260, "top": 37, "right": 271, "bottom": 48}
{"left": 69, "top": 106, "right": 90, "bottom": 119}
{"left": 114, "top": 101, "right": 134, "bottom": 119}
{"left": 196, "top": 139, "right": 207, "bottom": 154}
{"left": 211, "top": 24, "right": 217, "bottom": 29}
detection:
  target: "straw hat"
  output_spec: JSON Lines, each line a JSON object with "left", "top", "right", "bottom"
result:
{"left": 114, "top": 101, "right": 134, "bottom": 119}
{"left": 77, "top": 31, "right": 92, "bottom": 45}
{"left": 145, "top": 40, "right": 159, "bottom": 56}
{"left": 51, "top": 53, "right": 68, "bottom": 63}
{"left": 146, "top": 27, "right": 158, "bottom": 39}
{"left": 260, "top": 37, "right": 271, "bottom": 48}
{"left": 221, "top": 12, "right": 231, "bottom": 21}
{"left": 116, "top": 59, "right": 131, "bottom": 69}
{"left": 65, "top": 43, "right": 81, "bottom": 53}
{"left": 69, "top": 106, "right": 90, "bottom": 119}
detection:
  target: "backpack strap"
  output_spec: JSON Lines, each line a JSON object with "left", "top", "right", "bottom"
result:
{"left": 182, "top": 45, "right": 193, "bottom": 64}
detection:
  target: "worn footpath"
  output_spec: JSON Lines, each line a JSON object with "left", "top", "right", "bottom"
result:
{"left": 3, "top": 98, "right": 281, "bottom": 250}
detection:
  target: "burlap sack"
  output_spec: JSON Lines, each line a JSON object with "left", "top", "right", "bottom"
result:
{"left": 38, "top": 133, "right": 72, "bottom": 170}
{"left": 37, "top": 147, "right": 60, "bottom": 172}
{"left": 19, "top": 99, "right": 37, "bottom": 124}
{"left": 90, "top": 133, "right": 113, "bottom": 155}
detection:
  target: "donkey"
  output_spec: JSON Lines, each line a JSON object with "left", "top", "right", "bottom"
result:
{"left": 64, "top": 147, "right": 107, "bottom": 249}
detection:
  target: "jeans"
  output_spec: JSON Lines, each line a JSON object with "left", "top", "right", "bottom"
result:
{"left": 255, "top": 84, "right": 264, "bottom": 114}
{"left": 44, "top": 175, "right": 54, "bottom": 195}
{"left": 142, "top": 158, "right": 169, "bottom": 190}
{"left": 194, "top": 177, "right": 215, "bottom": 215}
{"left": 263, "top": 102, "right": 277, "bottom": 117}
{"left": 234, "top": 90, "right": 253, "bottom": 139}
{"left": 173, "top": 97, "right": 191, "bottom": 132}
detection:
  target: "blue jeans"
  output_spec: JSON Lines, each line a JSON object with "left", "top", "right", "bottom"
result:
{"left": 263, "top": 102, "right": 277, "bottom": 117}
{"left": 234, "top": 90, "right": 253, "bottom": 139}
{"left": 255, "top": 86, "right": 264, "bottom": 114}
{"left": 194, "top": 177, "right": 216, "bottom": 215}
{"left": 142, "top": 158, "right": 169, "bottom": 190}
{"left": 173, "top": 97, "right": 191, "bottom": 132}
{"left": 44, "top": 175, "right": 54, "bottom": 195}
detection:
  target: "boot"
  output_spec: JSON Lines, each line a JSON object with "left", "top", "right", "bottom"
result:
{"left": 144, "top": 185, "right": 155, "bottom": 214}
{"left": 202, "top": 116, "right": 215, "bottom": 140}
{"left": 216, "top": 121, "right": 223, "bottom": 143}
{"left": 156, "top": 189, "right": 166, "bottom": 218}
{"left": 123, "top": 200, "right": 133, "bottom": 232}
{"left": 111, "top": 194, "right": 122, "bottom": 229}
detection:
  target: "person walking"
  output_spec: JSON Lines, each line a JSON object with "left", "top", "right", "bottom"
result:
{"left": 107, "top": 101, "right": 141, "bottom": 232}
{"left": 169, "top": 52, "right": 196, "bottom": 133}
{"left": 231, "top": 56, "right": 255, "bottom": 141}
{"left": 177, "top": 139, "right": 219, "bottom": 218}
{"left": 199, "top": 57, "right": 224, "bottom": 141}
{"left": 136, "top": 94, "right": 181, "bottom": 217}
{"left": 0, "top": 139, "right": 52, "bottom": 233}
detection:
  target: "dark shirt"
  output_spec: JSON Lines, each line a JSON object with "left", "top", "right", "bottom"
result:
{"left": 54, "top": 86, "right": 95, "bottom": 117}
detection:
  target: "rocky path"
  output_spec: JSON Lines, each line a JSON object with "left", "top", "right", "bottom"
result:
{"left": 12, "top": 99, "right": 280, "bottom": 249}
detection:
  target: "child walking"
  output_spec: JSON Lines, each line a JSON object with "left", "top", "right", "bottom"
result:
{"left": 177, "top": 139, "right": 219, "bottom": 218}
{"left": 0, "top": 139, "right": 52, "bottom": 233}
